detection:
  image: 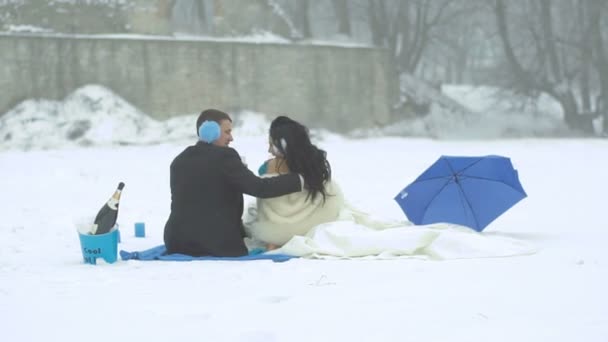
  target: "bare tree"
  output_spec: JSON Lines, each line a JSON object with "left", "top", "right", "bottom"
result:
{"left": 368, "top": 0, "right": 388, "bottom": 47}
{"left": 332, "top": 0, "right": 351, "bottom": 36}
{"left": 578, "top": 0, "right": 593, "bottom": 113}
{"left": 587, "top": 0, "right": 608, "bottom": 134}
{"left": 494, "top": 0, "right": 606, "bottom": 134}
{"left": 366, "top": 0, "right": 458, "bottom": 73}
{"left": 295, "top": 0, "right": 311, "bottom": 39}
{"left": 428, "top": 0, "right": 492, "bottom": 84}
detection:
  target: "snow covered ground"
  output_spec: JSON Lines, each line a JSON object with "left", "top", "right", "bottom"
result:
{"left": 1, "top": 86, "right": 607, "bottom": 341}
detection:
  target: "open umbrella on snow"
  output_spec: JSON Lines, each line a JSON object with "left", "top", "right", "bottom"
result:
{"left": 394, "top": 155, "right": 527, "bottom": 232}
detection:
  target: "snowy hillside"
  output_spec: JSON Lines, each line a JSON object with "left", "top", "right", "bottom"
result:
{"left": 365, "top": 75, "right": 574, "bottom": 139}
{"left": 0, "top": 85, "right": 272, "bottom": 151}
{"left": 0, "top": 83, "right": 591, "bottom": 151}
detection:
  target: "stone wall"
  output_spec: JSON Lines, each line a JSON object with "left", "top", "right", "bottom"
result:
{"left": 0, "top": 34, "right": 397, "bottom": 131}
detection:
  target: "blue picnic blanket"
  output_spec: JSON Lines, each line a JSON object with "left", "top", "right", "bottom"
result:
{"left": 119, "top": 245, "right": 296, "bottom": 263}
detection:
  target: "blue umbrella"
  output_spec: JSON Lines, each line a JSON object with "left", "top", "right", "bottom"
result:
{"left": 394, "top": 155, "right": 527, "bottom": 232}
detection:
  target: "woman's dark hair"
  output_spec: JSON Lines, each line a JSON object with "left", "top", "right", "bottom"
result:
{"left": 269, "top": 116, "right": 331, "bottom": 202}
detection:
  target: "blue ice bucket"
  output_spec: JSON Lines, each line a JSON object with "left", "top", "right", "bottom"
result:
{"left": 78, "top": 228, "right": 119, "bottom": 265}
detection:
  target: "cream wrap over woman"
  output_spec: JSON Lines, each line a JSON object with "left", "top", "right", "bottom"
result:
{"left": 249, "top": 174, "right": 344, "bottom": 246}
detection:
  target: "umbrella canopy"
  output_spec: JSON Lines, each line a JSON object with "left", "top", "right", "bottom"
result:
{"left": 394, "top": 155, "right": 527, "bottom": 232}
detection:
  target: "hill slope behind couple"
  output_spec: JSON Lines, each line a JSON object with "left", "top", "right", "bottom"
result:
{"left": 163, "top": 109, "right": 344, "bottom": 257}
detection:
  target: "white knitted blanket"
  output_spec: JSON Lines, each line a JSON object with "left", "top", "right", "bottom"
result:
{"left": 269, "top": 207, "right": 537, "bottom": 260}
{"left": 245, "top": 175, "right": 536, "bottom": 260}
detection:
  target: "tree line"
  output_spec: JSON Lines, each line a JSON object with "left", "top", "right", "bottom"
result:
{"left": 2, "top": 0, "right": 606, "bottom": 134}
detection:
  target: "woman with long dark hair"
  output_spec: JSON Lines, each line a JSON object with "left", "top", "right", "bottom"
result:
{"left": 247, "top": 116, "right": 344, "bottom": 249}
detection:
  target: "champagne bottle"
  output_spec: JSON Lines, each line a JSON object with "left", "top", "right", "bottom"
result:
{"left": 90, "top": 182, "right": 125, "bottom": 235}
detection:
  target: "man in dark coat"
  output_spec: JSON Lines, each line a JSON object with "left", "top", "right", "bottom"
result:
{"left": 163, "top": 109, "right": 302, "bottom": 257}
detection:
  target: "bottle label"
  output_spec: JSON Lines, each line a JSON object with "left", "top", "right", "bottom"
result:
{"left": 107, "top": 198, "right": 119, "bottom": 210}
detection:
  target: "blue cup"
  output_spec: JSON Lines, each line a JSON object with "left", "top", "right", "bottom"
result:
{"left": 78, "top": 228, "right": 119, "bottom": 265}
{"left": 135, "top": 222, "right": 146, "bottom": 238}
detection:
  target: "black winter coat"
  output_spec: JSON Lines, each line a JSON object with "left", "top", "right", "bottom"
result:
{"left": 163, "top": 142, "right": 301, "bottom": 257}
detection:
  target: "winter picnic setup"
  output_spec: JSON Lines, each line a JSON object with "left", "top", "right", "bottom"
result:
{"left": 3, "top": 2, "right": 607, "bottom": 341}
{"left": 77, "top": 110, "right": 534, "bottom": 265}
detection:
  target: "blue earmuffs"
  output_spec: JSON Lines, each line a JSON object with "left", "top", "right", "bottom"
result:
{"left": 198, "top": 120, "right": 221, "bottom": 144}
